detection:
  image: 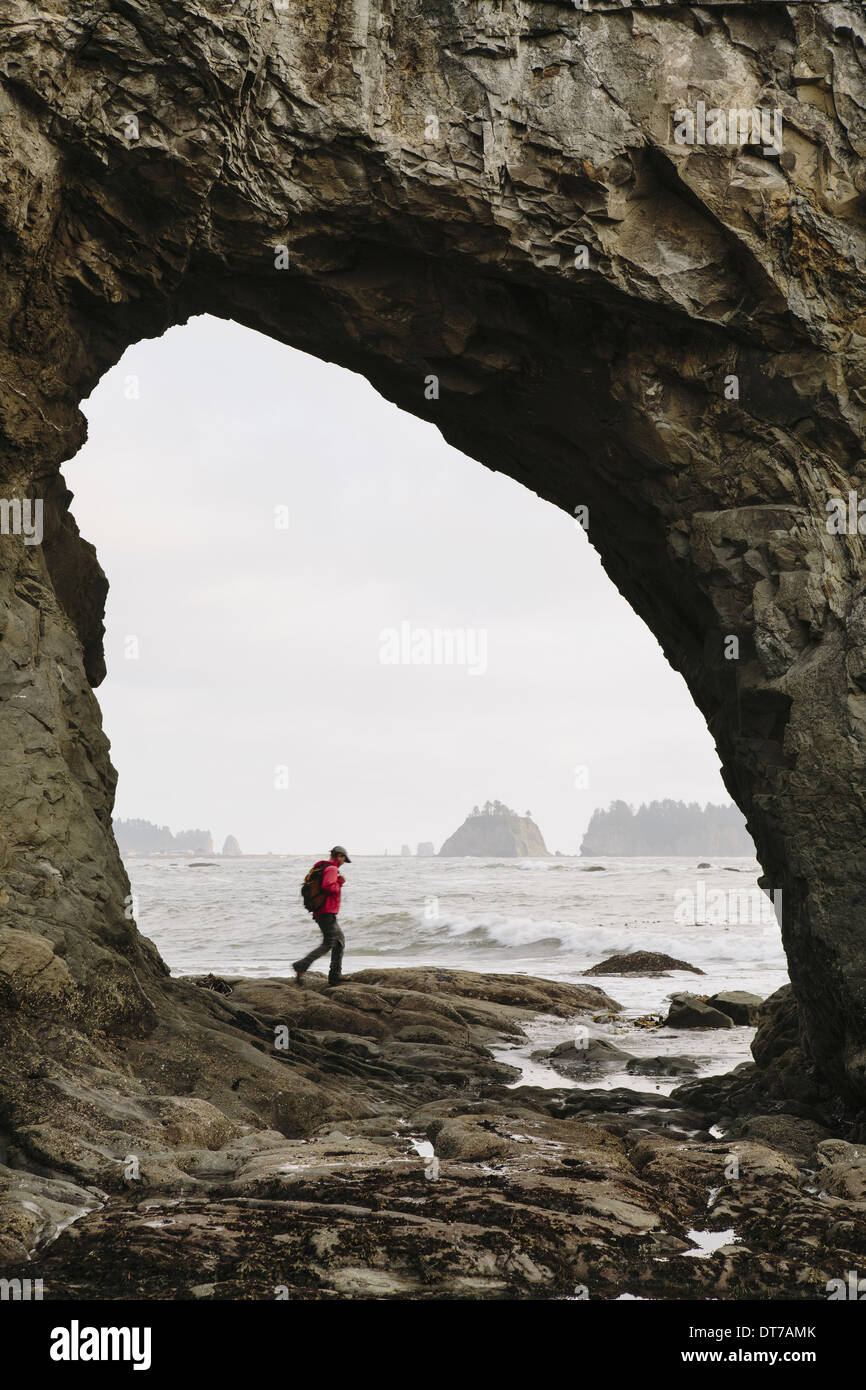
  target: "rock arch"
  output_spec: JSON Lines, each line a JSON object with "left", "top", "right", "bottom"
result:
{"left": 1, "top": 0, "right": 865, "bottom": 1108}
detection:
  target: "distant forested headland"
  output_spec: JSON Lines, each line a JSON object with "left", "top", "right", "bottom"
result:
{"left": 580, "top": 800, "right": 755, "bottom": 856}
{"left": 114, "top": 819, "right": 213, "bottom": 855}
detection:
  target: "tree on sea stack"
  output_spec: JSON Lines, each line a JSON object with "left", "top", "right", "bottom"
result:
{"left": 439, "top": 803, "right": 550, "bottom": 857}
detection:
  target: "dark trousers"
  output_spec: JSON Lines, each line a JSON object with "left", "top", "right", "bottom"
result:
{"left": 295, "top": 913, "right": 344, "bottom": 983}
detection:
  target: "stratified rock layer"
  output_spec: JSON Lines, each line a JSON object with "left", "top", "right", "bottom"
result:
{"left": 0, "top": 5, "right": 865, "bottom": 1129}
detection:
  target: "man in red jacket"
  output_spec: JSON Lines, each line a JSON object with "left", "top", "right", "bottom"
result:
{"left": 293, "top": 846, "right": 350, "bottom": 986}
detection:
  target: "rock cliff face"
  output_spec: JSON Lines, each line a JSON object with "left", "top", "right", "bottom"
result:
{"left": 0, "top": 2, "right": 865, "bottom": 1106}
{"left": 439, "top": 806, "right": 549, "bottom": 856}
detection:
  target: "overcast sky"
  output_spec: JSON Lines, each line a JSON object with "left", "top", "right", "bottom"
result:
{"left": 66, "top": 314, "right": 731, "bottom": 855}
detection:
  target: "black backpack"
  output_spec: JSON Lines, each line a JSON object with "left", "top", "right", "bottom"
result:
{"left": 301, "top": 860, "right": 329, "bottom": 914}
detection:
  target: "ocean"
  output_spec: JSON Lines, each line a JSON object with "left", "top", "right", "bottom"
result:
{"left": 125, "top": 854, "right": 789, "bottom": 1097}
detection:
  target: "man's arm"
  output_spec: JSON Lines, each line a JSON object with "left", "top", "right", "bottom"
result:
{"left": 321, "top": 864, "right": 340, "bottom": 893}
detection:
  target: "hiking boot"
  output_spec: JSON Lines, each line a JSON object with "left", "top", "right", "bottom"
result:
{"left": 292, "top": 962, "right": 307, "bottom": 985}
{"left": 326, "top": 977, "right": 343, "bottom": 988}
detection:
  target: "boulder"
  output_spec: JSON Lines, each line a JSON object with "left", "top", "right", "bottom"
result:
{"left": 664, "top": 994, "right": 734, "bottom": 1030}
{"left": 427, "top": 1118, "right": 517, "bottom": 1163}
{"left": 0, "top": 928, "right": 75, "bottom": 1013}
{"left": 536, "top": 1036, "right": 634, "bottom": 1079}
{"left": 146, "top": 1097, "right": 243, "bottom": 1150}
{"left": 584, "top": 951, "right": 704, "bottom": 977}
{"left": 815, "top": 1140, "right": 866, "bottom": 1200}
{"left": 751, "top": 986, "right": 800, "bottom": 1067}
{"left": 707, "top": 991, "right": 763, "bottom": 1025}
{"left": 625, "top": 1055, "right": 701, "bottom": 1078}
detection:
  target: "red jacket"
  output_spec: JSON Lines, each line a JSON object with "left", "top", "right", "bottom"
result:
{"left": 316, "top": 858, "right": 345, "bottom": 916}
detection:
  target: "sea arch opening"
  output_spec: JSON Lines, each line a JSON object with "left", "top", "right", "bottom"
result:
{"left": 12, "top": 234, "right": 858, "bottom": 1098}
{"left": 66, "top": 312, "right": 733, "bottom": 854}
{"left": 62, "top": 311, "right": 775, "bottom": 1022}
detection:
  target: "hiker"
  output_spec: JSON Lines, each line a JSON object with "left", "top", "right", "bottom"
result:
{"left": 293, "top": 846, "right": 351, "bottom": 986}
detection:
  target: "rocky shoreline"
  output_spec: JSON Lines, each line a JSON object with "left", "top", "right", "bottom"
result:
{"left": 3, "top": 963, "right": 866, "bottom": 1300}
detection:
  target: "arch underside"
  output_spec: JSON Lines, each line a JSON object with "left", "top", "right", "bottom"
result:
{"left": 0, "top": 0, "right": 865, "bottom": 1117}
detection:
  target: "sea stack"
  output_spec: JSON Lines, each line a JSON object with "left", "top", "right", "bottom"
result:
{"left": 221, "top": 835, "right": 242, "bottom": 857}
{"left": 439, "top": 801, "right": 550, "bottom": 857}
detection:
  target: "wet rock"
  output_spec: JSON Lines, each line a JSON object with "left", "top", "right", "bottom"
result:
{"left": 348, "top": 969, "right": 620, "bottom": 1018}
{"left": 665, "top": 994, "right": 735, "bottom": 1030}
{"left": 0, "top": 964, "right": 624, "bottom": 1267}
{"left": 814, "top": 1140, "right": 866, "bottom": 1200}
{"left": 21, "top": 1097, "right": 866, "bottom": 1302}
{"left": 584, "top": 951, "right": 704, "bottom": 977}
{"left": 672, "top": 1037, "right": 836, "bottom": 1128}
{"left": 751, "top": 986, "right": 801, "bottom": 1067}
{"left": 0, "top": 1164, "right": 102, "bottom": 1263}
{"left": 427, "top": 1118, "right": 518, "bottom": 1163}
{"left": 2, "top": 1111, "right": 691, "bottom": 1300}
{"left": 625, "top": 1055, "right": 701, "bottom": 1078}
{"left": 547, "top": 1089, "right": 683, "bottom": 1119}
{"left": 537, "top": 1036, "right": 634, "bottom": 1079}
{"left": 707, "top": 991, "right": 764, "bottom": 1026}
{"left": 732, "top": 1114, "right": 834, "bottom": 1162}
{"left": 3, "top": 959, "right": 864, "bottom": 1300}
